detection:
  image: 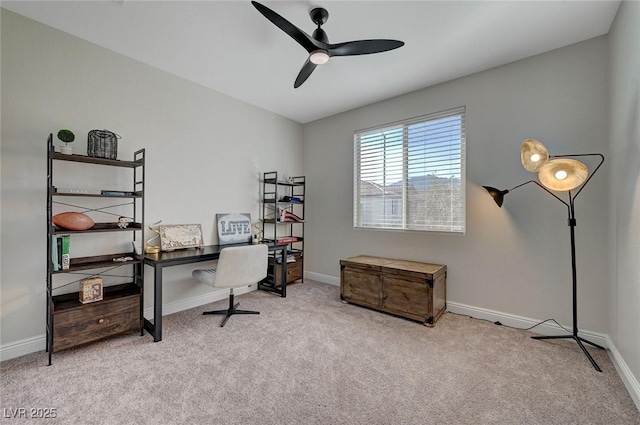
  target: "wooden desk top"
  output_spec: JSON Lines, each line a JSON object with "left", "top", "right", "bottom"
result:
{"left": 144, "top": 242, "right": 285, "bottom": 267}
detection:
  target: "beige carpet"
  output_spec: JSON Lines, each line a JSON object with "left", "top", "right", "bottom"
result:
{"left": 1, "top": 280, "right": 638, "bottom": 425}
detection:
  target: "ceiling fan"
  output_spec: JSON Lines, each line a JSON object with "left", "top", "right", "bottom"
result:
{"left": 251, "top": 1, "right": 405, "bottom": 88}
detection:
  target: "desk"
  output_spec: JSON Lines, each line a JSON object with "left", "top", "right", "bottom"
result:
{"left": 143, "top": 243, "right": 287, "bottom": 342}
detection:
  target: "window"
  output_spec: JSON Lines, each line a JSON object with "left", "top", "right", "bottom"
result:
{"left": 353, "top": 106, "right": 466, "bottom": 233}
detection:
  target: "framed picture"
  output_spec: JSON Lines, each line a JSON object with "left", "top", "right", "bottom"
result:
{"left": 216, "top": 213, "right": 252, "bottom": 245}
{"left": 159, "top": 224, "right": 203, "bottom": 251}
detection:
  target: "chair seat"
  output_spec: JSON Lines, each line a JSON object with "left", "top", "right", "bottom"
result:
{"left": 191, "top": 244, "right": 268, "bottom": 327}
{"left": 192, "top": 268, "right": 216, "bottom": 286}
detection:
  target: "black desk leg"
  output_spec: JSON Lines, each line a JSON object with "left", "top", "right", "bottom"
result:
{"left": 142, "top": 263, "right": 164, "bottom": 342}
{"left": 153, "top": 265, "right": 163, "bottom": 342}
{"left": 281, "top": 246, "right": 287, "bottom": 298}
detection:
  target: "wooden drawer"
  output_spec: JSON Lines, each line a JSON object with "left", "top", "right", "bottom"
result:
{"left": 340, "top": 256, "right": 446, "bottom": 326}
{"left": 52, "top": 283, "right": 141, "bottom": 352}
{"left": 272, "top": 253, "right": 303, "bottom": 285}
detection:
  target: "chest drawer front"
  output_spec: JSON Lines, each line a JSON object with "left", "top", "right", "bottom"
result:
{"left": 272, "top": 253, "right": 303, "bottom": 285}
{"left": 286, "top": 261, "right": 303, "bottom": 283}
{"left": 53, "top": 296, "right": 140, "bottom": 352}
{"left": 382, "top": 275, "right": 431, "bottom": 319}
{"left": 341, "top": 268, "right": 381, "bottom": 307}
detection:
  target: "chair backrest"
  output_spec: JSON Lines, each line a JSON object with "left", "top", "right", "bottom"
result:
{"left": 212, "top": 244, "right": 269, "bottom": 289}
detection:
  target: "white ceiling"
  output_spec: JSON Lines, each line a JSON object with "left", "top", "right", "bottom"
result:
{"left": 2, "top": 1, "right": 620, "bottom": 124}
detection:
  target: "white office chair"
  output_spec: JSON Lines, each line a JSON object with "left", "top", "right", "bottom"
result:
{"left": 192, "top": 244, "right": 268, "bottom": 327}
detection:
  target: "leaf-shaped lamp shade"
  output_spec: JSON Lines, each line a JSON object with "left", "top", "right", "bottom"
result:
{"left": 538, "top": 158, "right": 588, "bottom": 191}
{"left": 521, "top": 139, "right": 549, "bottom": 172}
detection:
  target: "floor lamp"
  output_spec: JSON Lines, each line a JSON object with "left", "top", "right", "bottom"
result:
{"left": 483, "top": 139, "right": 605, "bottom": 372}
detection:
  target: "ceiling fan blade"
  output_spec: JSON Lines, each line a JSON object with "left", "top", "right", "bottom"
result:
{"left": 328, "top": 39, "right": 405, "bottom": 57}
{"left": 251, "top": 1, "right": 320, "bottom": 53}
{"left": 294, "top": 59, "right": 317, "bottom": 88}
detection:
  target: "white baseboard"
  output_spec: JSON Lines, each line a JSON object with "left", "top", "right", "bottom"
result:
{"left": 0, "top": 335, "right": 46, "bottom": 363}
{"left": 606, "top": 335, "right": 640, "bottom": 410}
{"left": 446, "top": 301, "right": 609, "bottom": 347}
{"left": 305, "top": 271, "right": 339, "bottom": 286}
{"left": 0, "top": 286, "right": 252, "bottom": 363}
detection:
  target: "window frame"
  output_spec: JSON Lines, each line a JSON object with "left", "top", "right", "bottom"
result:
{"left": 353, "top": 106, "right": 466, "bottom": 234}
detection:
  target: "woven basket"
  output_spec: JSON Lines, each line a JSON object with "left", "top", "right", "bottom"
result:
{"left": 87, "top": 129, "right": 119, "bottom": 160}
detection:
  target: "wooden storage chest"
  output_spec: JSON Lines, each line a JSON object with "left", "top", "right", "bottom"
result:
{"left": 340, "top": 255, "right": 446, "bottom": 326}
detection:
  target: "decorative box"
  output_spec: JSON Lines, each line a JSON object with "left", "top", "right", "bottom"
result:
{"left": 79, "top": 277, "right": 103, "bottom": 304}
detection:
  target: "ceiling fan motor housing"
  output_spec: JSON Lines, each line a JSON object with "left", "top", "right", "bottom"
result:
{"left": 310, "top": 7, "right": 329, "bottom": 26}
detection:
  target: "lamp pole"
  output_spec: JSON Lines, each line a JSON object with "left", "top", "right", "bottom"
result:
{"left": 531, "top": 190, "right": 604, "bottom": 372}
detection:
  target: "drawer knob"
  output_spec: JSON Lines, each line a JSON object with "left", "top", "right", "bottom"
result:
{"left": 97, "top": 318, "right": 105, "bottom": 324}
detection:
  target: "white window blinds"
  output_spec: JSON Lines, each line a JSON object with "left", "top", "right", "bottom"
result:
{"left": 353, "top": 106, "right": 466, "bottom": 233}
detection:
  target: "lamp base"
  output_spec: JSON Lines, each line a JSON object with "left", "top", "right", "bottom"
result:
{"left": 531, "top": 334, "right": 604, "bottom": 372}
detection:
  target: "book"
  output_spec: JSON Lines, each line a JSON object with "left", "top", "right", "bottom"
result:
{"left": 56, "top": 236, "right": 63, "bottom": 270}
{"left": 276, "top": 236, "right": 298, "bottom": 243}
{"left": 276, "top": 253, "right": 297, "bottom": 264}
{"left": 55, "top": 188, "right": 101, "bottom": 195}
{"left": 51, "top": 235, "right": 59, "bottom": 272}
{"left": 101, "top": 190, "right": 135, "bottom": 196}
{"left": 60, "top": 234, "right": 70, "bottom": 270}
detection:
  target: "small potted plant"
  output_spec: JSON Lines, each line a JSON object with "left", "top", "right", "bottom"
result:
{"left": 57, "top": 129, "right": 75, "bottom": 154}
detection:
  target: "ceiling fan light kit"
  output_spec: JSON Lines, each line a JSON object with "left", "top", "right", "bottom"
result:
{"left": 251, "top": 1, "right": 404, "bottom": 88}
{"left": 309, "top": 50, "right": 330, "bottom": 65}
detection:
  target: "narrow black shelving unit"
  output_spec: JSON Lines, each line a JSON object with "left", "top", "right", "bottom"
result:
{"left": 46, "top": 133, "right": 145, "bottom": 365}
{"left": 259, "top": 171, "right": 305, "bottom": 295}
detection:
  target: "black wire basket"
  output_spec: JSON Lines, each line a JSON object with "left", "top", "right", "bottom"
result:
{"left": 87, "top": 129, "right": 120, "bottom": 160}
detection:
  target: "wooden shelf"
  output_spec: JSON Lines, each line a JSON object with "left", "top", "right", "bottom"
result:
{"left": 53, "top": 191, "right": 143, "bottom": 198}
{"left": 52, "top": 252, "right": 141, "bottom": 274}
{"left": 262, "top": 219, "right": 304, "bottom": 224}
{"left": 53, "top": 222, "right": 142, "bottom": 235}
{"left": 262, "top": 199, "right": 304, "bottom": 205}
{"left": 263, "top": 177, "right": 305, "bottom": 187}
{"left": 52, "top": 151, "right": 142, "bottom": 168}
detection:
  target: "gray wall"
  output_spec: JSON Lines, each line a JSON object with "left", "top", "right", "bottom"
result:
{"left": 0, "top": 10, "right": 303, "bottom": 350}
{"left": 609, "top": 0, "right": 640, "bottom": 390}
{"left": 303, "top": 36, "right": 611, "bottom": 334}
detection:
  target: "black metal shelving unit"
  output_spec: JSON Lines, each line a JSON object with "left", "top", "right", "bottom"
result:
{"left": 46, "top": 133, "right": 145, "bottom": 365}
{"left": 260, "top": 171, "right": 305, "bottom": 293}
